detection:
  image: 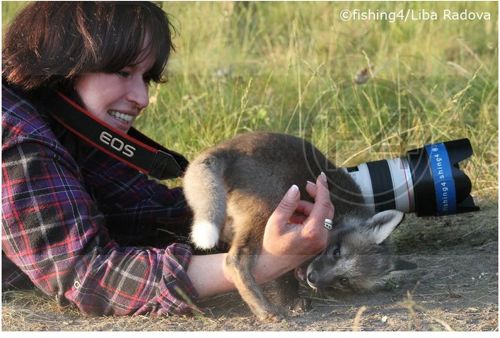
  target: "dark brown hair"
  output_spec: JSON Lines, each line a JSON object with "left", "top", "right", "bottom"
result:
{"left": 2, "top": 1, "right": 175, "bottom": 91}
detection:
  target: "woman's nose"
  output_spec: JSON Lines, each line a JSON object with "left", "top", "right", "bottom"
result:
{"left": 127, "top": 77, "right": 149, "bottom": 109}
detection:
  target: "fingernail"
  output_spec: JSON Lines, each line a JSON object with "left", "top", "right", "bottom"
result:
{"left": 320, "top": 172, "right": 328, "bottom": 186}
{"left": 306, "top": 180, "right": 316, "bottom": 187}
{"left": 286, "top": 184, "right": 299, "bottom": 198}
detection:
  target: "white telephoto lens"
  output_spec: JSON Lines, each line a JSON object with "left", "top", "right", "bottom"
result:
{"left": 343, "top": 158, "right": 415, "bottom": 213}
{"left": 386, "top": 158, "right": 415, "bottom": 213}
{"left": 342, "top": 163, "right": 375, "bottom": 212}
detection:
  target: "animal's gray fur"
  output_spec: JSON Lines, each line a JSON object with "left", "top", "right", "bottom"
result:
{"left": 183, "top": 132, "right": 415, "bottom": 321}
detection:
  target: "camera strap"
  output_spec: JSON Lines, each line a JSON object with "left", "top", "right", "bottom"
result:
{"left": 44, "top": 91, "right": 188, "bottom": 180}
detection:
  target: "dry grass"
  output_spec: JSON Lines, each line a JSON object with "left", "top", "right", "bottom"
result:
{"left": 3, "top": 203, "right": 497, "bottom": 331}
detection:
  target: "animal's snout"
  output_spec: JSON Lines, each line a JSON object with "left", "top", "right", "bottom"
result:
{"left": 307, "top": 271, "right": 318, "bottom": 285}
{"left": 307, "top": 270, "right": 319, "bottom": 289}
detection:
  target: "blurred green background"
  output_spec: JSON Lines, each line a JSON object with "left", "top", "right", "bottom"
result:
{"left": 3, "top": 1, "right": 498, "bottom": 198}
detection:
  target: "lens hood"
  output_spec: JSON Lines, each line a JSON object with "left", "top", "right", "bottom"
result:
{"left": 407, "top": 138, "right": 479, "bottom": 216}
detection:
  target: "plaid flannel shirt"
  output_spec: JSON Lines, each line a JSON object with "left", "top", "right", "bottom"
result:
{"left": 2, "top": 83, "right": 200, "bottom": 316}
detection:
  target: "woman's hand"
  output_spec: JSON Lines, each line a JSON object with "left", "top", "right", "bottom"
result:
{"left": 253, "top": 172, "right": 335, "bottom": 283}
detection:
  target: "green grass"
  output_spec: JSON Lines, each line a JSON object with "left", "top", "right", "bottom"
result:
{"left": 3, "top": 1, "right": 498, "bottom": 198}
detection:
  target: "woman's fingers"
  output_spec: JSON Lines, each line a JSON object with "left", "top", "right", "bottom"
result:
{"left": 308, "top": 173, "right": 335, "bottom": 222}
{"left": 269, "top": 184, "right": 300, "bottom": 228}
{"left": 305, "top": 180, "right": 317, "bottom": 199}
{"left": 299, "top": 173, "right": 335, "bottom": 251}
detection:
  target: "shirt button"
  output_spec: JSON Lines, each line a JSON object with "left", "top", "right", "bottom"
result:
{"left": 73, "top": 280, "right": 81, "bottom": 289}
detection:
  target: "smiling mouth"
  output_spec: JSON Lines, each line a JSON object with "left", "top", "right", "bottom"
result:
{"left": 108, "top": 110, "right": 134, "bottom": 123}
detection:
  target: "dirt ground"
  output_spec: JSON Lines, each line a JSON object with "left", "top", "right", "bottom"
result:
{"left": 2, "top": 198, "right": 498, "bottom": 331}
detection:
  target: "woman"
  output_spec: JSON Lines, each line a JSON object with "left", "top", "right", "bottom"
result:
{"left": 2, "top": 2, "right": 334, "bottom": 316}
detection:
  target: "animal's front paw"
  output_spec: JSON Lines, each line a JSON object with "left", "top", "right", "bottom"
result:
{"left": 257, "top": 309, "right": 286, "bottom": 323}
{"left": 289, "top": 297, "right": 312, "bottom": 313}
{"left": 254, "top": 304, "right": 287, "bottom": 322}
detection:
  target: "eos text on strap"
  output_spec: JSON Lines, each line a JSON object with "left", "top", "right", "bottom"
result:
{"left": 45, "top": 91, "right": 188, "bottom": 180}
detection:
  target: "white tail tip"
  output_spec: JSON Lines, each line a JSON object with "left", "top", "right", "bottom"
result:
{"left": 191, "top": 221, "right": 220, "bottom": 250}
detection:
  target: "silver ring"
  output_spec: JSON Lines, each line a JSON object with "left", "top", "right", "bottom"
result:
{"left": 323, "top": 218, "right": 333, "bottom": 231}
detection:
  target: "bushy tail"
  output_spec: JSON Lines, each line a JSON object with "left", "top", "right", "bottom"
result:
{"left": 183, "top": 154, "right": 227, "bottom": 250}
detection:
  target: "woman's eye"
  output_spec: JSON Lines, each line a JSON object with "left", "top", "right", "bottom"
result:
{"left": 143, "top": 74, "right": 152, "bottom": 84}
{"left": 117, "top": 70, "right": 131, "bottom": 78}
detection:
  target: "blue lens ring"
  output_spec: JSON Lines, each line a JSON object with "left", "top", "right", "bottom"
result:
{"left": 424, "top": 143, "right": 457, "bottom": 215}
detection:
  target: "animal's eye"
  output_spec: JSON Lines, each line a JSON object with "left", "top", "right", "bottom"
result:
{"left": 339, "top": 277, "right": 349, "bottom": 286}
{"left": 332, "top": 245, "right": 341, "bottom": 257}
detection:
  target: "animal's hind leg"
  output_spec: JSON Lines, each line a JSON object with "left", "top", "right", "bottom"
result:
{"left": 225, "top": 226, "right": 285, "bottom": 322}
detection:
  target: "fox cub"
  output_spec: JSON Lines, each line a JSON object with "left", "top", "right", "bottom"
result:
{"left": 183, "top": 132, "right": 415, "bottom": 321}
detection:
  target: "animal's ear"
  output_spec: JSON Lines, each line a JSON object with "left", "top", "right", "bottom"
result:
{"left": 366, "top": 210, "right": 405, "bottom": 244}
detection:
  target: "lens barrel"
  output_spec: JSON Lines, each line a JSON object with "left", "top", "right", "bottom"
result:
{"left": 343, "top": 139, "right": 479, "bottom": 216}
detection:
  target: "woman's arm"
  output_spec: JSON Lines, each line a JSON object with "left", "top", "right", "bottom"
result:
{"left": 1, "top": 131, "right": 198, "bottom": 315}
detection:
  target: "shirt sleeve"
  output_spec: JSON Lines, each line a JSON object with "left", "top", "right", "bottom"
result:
{"left": 1, "top": 134, "right": 200, "bottom": 316}
{"left": 78, "top": 149, "right": 192, "bottom": 246}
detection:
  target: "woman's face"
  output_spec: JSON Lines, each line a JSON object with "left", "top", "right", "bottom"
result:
{"left": 74, "top": 51, "right": 155, "bottom": 133}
